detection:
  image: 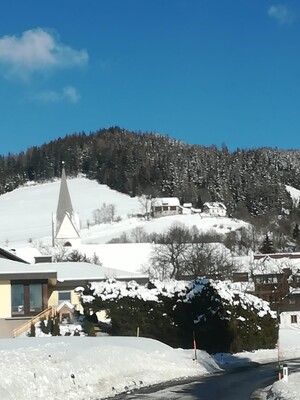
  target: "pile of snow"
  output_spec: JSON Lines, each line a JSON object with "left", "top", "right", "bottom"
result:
{"left": 270, "top": 373, "right": 300, "bottom": 400}
{"left": 0, "top": 336, "right": 219, "bottom": 399}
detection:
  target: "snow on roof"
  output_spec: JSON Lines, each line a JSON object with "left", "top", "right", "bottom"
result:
{"left": 290, "top": 289, "right": 300, "bottom": 296}
{"left": 56, "top": 301, "right": 75, "bottom": 312}
{"left": 0, "top": 258, "right": 144, "bottom": 282}
{"left": 252, "top": 256, "right": 300, "bottom": 275}
{"left": 203, "top": 202, "right": 227, "bottom": 210}
{"left": 0, "top": 258, "right": 56, "bottom": 274}
{"left": 74, "top": 243, "right": 152, "bottom": 274}
{"left": 40, "top": 262, "right": 144, "bottom": 282}
{"left": 152, "top": 197, "right": 180, "bottom": 207}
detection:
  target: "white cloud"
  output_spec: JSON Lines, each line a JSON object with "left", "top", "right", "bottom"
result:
{"left": 268, "top": 4, "right": 295, "bottom": 25}
{"left": 62, "top": 86, "right": 80, "bottom": 103}
{"left": 36, "top": 86, "right": 80, "bottom": 104}
{"left": 0, "top": 28, "right": 88, "bottom": 78}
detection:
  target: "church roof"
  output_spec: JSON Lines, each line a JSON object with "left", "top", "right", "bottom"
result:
{"left": 55, "top": 166, "right": 80, "bottom": 238}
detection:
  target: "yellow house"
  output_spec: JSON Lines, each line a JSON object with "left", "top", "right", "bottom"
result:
{"left": 0, "top": 257, "right": 146, "bottom": 338}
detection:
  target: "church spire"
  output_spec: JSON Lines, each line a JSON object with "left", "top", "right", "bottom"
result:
{"left": 56, "top": 162, "right": 75, "bottom": 235}
{"left": 54, "top": 162, "right": 81, "bottom": 246}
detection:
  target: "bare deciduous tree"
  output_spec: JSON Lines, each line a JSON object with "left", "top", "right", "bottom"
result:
{"left": 147, "top": 224, "right": 237, "bottom": 280}
{"left": 93, "top": 203, "right": 117, "bottom": 224}
{"left": 138, "top": 194, "right": 154, "bottom": 220}
{"left": 130, "top": 226, "right": 148, "bottom": 243}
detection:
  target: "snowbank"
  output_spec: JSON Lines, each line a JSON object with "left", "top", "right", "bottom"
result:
{"left": 0, "top": 326, "right": 300, "bottom": 399}
{"left": 0, "top": 336, "right": 218, "bottom": 400}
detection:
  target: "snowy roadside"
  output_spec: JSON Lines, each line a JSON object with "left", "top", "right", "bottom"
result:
{"left": 205, "top": 327, "right": 300, "bottom": 400}
{"left": 265, "top": 328, "right": 300, "bottom": 400}
{"left": 0, "top": 326, "right": 300, "bottom": 400}
{"left": 267, "top": 373, "right": 300, "bottom": 400}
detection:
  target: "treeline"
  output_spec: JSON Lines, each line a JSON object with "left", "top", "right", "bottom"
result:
{"left": 1, "top": 126, "right": 300, "bottom": 219}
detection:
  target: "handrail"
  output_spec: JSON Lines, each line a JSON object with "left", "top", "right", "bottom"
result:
{"left": 13, "top": 306, "right": 56, "bottom": 338}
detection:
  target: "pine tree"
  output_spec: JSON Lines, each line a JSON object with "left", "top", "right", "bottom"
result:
{"left": 293, "top": 223, "right": 300, "bottom": 240}
{"left": 52, "top": 316, "right": 60, "bottom": 336}
{"left": 259, "top": 233, "right": 275, "bottom": 254}
{"left": 27, "top": 323, "right": 36, "bottom": 337}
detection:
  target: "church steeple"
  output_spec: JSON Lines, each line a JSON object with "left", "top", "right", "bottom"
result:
{"left": 54, "top": 162, "right": 81, "bottom": 246}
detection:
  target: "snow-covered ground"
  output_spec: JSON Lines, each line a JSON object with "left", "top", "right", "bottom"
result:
{"left": 0, "top": 327, "right": 299, "bottom": 400}
{"left": 0, "top": 176, "right": 248, "bottom": 249}
{"left": 1, "top": 178, "right": 300, "bottom": 399}
{"left": 0, "top": 176, "right": 250, "bottom": 273}
{"left": 0, "top": 336, "right": 218, "bottom": 399}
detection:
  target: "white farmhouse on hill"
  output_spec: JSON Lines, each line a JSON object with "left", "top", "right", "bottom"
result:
{"left": 152, "top": 197, "right": 181, "bottom": 218}
{"left": 202, "top": 202, "right": 227, "bottom": 217}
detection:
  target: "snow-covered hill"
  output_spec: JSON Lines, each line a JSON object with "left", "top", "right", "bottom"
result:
{"left": 0, "top": 177, "right": 248, "bottom": 250}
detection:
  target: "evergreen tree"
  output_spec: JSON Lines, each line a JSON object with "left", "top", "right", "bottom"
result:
{"left": 259, "top": 233, "right": 275, "bottom": 254}
{"left": 293, "top": 223, "right": 300, "bottom": 240}
{"left": 52, "top": 316, "right": 60, "bottom": 336}
{"left": 27, "top": 323, "right": 36, "bottom": 337}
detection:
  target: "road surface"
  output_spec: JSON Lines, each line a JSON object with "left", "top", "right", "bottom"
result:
{"left": 113, "top": 360, "right": 300, "bottom": 400}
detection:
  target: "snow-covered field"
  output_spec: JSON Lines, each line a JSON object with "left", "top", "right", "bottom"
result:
{"left": 0, "top": 176, "right": 248, "bottom": 249}
{"left": 0, "top": 176, "right": 249, "bottom": 273}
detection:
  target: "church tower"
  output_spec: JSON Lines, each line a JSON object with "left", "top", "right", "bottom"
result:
{"left": 53, "top": 163, "right": 81, "bottom": 247}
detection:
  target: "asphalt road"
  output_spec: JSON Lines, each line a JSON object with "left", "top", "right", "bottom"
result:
{"left": 113, "top": 362, "right": 280, "bottom": 400}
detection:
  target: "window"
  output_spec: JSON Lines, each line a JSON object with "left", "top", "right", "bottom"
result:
{"left": 11, "top": 281, "right": 46, "bottom": 317}
{"left": 163, "top": 206, "right": 168, "bottom": 211}
{"left": 11, "top": 284, "right": 25, "bottom": 316}
{"left": 29, "top": 284, "right": 43, "bottom": 313}
{"left": 291, "top": 315, "right": 298, "bottom": 324}
{"left": 58, "top": 291, "right": 71, "bottom": 303}
{"left": 170, "top": 206, "right": 177, "bottom": 211}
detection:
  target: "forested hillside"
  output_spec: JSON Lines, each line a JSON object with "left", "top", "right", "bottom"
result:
{"left": 1, "top": 127, "right": 300, "bottom": 220}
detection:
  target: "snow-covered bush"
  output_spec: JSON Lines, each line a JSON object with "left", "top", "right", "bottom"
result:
{"left": 78, "top": 278, "right": 278, "bottom": 353}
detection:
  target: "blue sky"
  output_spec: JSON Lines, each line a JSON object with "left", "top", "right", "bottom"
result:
{"left": 0, "top": 0, "right": 300, "bottom": 155}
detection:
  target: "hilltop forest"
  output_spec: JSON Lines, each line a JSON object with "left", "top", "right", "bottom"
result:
{"left": 1, "top": 127, "right": 300, "bottom": 225}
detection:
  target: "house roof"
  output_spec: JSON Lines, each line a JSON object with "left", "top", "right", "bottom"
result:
{"left": 152, "top": 197, "right": 180, "bottom": 207}
{"left": 57, "top": 301, "right": 75, "bottom": 312}
{"left": 0, "top": 258, "right": 56, "bottom": 280}
{"left": 0, "top": 258, "right": 145, "bottom": 283}
{"left": 0, "top": 248, "right": 29, "bottom": 264}
{"left": 252, "top": 255, "right": 300, "bottom": 275}
{"left": 203, "top": 202, "right": 227, "bottom": 210}
{"left": 55, "top": 166, "right": 80, "bottom": 237}
{"left": 40, "top": 261, "right": 144, "bottom": 282}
